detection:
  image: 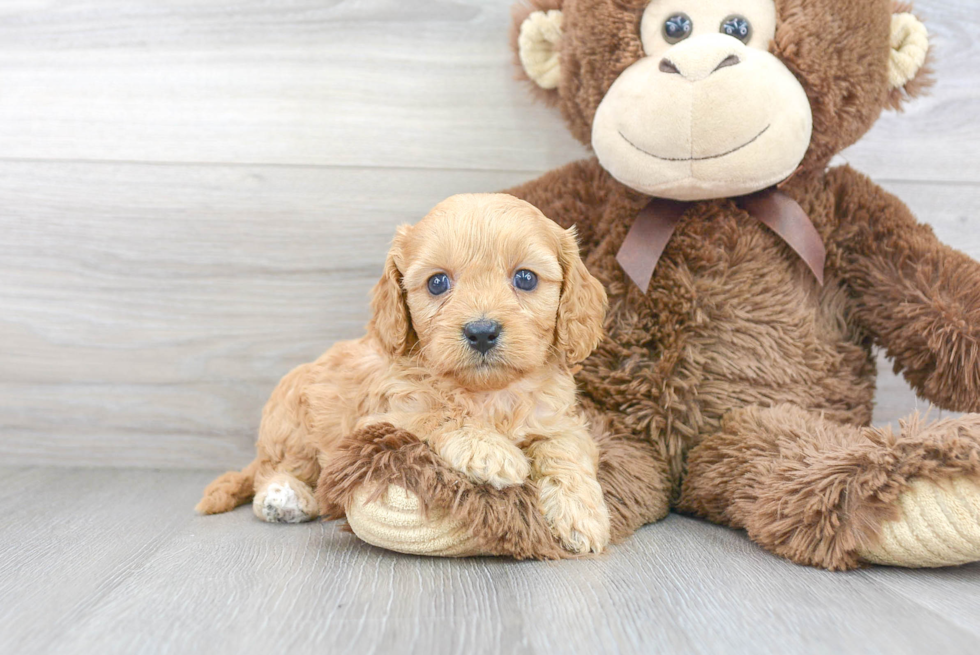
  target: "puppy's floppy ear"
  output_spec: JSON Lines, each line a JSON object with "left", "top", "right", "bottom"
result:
{"left": 368, "top": 225, "right": 415, "bottom": 357}
{"left": 555, "top": 226, "right": 607, "bottom": 364}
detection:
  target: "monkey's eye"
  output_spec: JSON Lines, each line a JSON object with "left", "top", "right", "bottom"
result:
{"left": 663, "top": 14, "right": 693, "bottom": 44}
{"left": 427, "top": 273, "right": 451, "bottom": 296}
{"left": 513, "top": 269, "right": 538, "bottom": 292}
{"left": 720, "top": 16, "right": 752, "bottom": 43}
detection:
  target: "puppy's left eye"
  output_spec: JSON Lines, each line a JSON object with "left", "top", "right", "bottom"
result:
{"left": 427, "top": 273, "right": 451, "bottom": 296}
{"left": 513, "top": 269, "right": 538, "bottom": 291}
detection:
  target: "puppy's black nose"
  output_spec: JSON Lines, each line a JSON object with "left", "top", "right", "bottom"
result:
{"left": 463, "top": 320, "right": 501, "bottom": 355}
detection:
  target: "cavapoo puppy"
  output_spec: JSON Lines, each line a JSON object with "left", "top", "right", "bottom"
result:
{"left": 197, "top": 193, "right": 611, "bottom": 553}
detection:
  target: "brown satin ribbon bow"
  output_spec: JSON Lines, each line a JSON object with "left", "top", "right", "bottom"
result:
{"left": 615, "top": 188, "right": 826, "bottom": 293}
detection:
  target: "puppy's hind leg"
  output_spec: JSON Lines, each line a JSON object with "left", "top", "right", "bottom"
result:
{"left": 253, "top": 472, "right": 319, "bottom": 524}
{"left": 248, "top": 359, "right": 323, "bottom": 524}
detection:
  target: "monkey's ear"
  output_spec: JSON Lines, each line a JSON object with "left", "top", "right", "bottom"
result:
{"left": 887, "top": 11, "right": 931, "bottom": 107}
{"left": 511, "top": 2, "right": 564, "bottom": 99}
{"left": 368, "top": 226, "right": 415, "bottom": 358}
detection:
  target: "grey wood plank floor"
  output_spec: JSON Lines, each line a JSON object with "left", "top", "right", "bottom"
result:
{"left": 1, "top": 467, "right": 978, "bottom": 655}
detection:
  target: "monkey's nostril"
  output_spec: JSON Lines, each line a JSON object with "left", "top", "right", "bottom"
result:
{"left": 659, "top": 58, "right": 681, "bottom": 75}
{"left": 713, "top": 54, "right": 741, "bottom": 73}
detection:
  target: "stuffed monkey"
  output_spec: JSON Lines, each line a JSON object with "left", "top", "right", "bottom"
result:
{"left": 326, "top": 0, "right": 980, "bottom": 570}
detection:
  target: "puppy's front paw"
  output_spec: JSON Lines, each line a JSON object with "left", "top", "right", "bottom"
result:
{"left": 537, "top": 475, "right": 610, "bottom": 554}
{"left": 437, "top": 429, "right": 530, "bottom": 489}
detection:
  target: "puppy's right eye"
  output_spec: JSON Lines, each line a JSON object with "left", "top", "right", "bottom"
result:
{"left": 513, "top": 269, "right": 538, "bottom": 291}
{"left": 427, "top": 273, "right": 451, "bottom": 296}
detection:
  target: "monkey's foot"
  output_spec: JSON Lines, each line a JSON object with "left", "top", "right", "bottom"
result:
{"left": 346, "top": 484, "right": 484, "bottom": 557}
{"left": 859, "top": 477, "right": 980, "bottom": 568}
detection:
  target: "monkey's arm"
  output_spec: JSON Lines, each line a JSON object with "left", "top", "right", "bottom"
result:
{"left": 829, "top": 165, "right": 980, "bottom": 412}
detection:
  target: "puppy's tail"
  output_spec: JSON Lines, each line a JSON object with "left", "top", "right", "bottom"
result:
{"left": 195, "top": 460, "right": 259, "bottom": 515}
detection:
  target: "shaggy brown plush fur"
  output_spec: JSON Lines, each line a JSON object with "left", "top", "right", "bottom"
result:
{"left": 829, "top": 167, "right": 980, "bottom": 412}
{"left": 317, "top": 0, "right": 980, "bottom": 569}
{"left": 678, "top": 407, "right": 980, "bottom": 570}
{"left": 318, "top": 414, "right": 671, "bottom": 557}
{"left": 317, "top": 423, "right": 570, "bottom": 559}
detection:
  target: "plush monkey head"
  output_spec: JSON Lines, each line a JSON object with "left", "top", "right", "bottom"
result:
{"left": 513, "top": 0, "right": 930, "bottom": 201}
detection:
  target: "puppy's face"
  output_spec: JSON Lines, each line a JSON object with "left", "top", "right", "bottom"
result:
{"left": 369, "top": 194, "right": 607, "bottom": 391}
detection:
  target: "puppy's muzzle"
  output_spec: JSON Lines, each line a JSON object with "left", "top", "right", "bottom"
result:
{"left": 463, "top": 320, "right": 501, "bottom": 355}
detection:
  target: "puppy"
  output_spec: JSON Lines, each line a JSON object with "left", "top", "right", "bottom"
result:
{"left": 197, "top": 193, "right": 611, "bottom": 553}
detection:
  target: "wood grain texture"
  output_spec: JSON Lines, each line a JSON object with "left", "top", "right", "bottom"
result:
{"left": 0, "top": 0, "right": 589, "bottom": 173}
{"left": 0, "top": 468, "right": 204, "bottom": 654}
{"left": 0, "top": 467, "right": 977, "bottom": 655}
{"left": 0, "top": 163, "right": 529, "bottom": 467}
{"left": 0, "top": 0, "right": 979, "bottom": 470}
{"left": 1, "top": 162, "right": 976, "bottom": 468}
{"left": 0, "top": 0, "right": 976, "bottom": 180}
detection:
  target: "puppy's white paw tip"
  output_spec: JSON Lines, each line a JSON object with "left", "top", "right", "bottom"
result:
{"left": 260, "top": 482, "right": 313, "bottom": 524}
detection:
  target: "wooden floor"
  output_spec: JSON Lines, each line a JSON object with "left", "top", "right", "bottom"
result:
{"left": 1, "top": 466, "right": 977, "bottom": 655}
{"left": 2, "top": 1, "right": 980, "bottom": 653}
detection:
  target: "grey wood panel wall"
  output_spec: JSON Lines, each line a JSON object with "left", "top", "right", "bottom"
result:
{"left": 1, "top": 0, "right": 979, "bottom": 469}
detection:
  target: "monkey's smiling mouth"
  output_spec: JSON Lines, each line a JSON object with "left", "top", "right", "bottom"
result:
{"left": 619, "top": 124, "right": 771, "bottom": 162}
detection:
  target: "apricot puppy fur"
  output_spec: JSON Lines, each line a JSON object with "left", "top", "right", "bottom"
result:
{"left": 196, "top": 193, "right": 611, "bottom": 553}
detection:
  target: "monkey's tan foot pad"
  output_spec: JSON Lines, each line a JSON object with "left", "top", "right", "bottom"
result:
{"left": 859, "top": 477, "right": 980, "bottom": 568}
{"left": 345, "top": 484, "right": 485, "bottom": 557}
